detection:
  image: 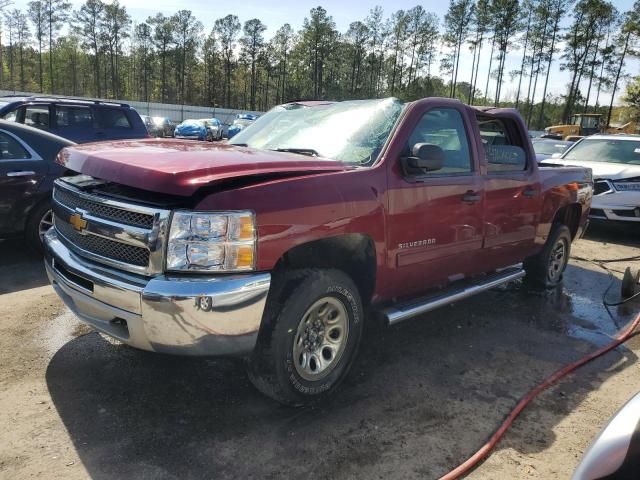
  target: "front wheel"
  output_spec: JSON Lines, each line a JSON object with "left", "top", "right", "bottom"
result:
{"left": 247, "top": 269, "right": 363, "bottom": 406}
{"left": 25, "top": 201, "right": 53, "bottom": 254}
{"left": 524, "top": 224, "right": 572, "bottom": 288}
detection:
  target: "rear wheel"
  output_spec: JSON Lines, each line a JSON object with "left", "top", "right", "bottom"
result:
{"left": 524, "top": 224, "right": 572, "bottom": 288}
{"left": 247, "top": 269, "right": 363, "bottom": 406}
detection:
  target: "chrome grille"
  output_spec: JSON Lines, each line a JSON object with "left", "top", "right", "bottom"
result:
{"left": 52, "top": 178, "right": 170, "bottom": 275}
{"left": 54, "top": 187, "right": 154, "bottom": 228}
{"left": 56, "top": 220, "right": 150, "bottom": 267}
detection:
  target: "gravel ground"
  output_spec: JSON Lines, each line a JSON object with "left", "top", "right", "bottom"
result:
{"left": 0, "top": 223, "right": 639, "bottom": 480}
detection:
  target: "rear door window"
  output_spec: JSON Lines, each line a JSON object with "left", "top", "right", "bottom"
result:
{"left": 23, "top": 105, "right": 51, "bottom": 130}
{"left": 56, "top": 105, "right": 95, "bottom": 129}
{"left": 100, "top": 108, "right": 132, "bottom": 129}
{"left": 478, "top": 117, "right": 527, "bottom": 173}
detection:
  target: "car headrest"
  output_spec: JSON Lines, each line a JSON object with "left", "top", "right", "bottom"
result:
{"left": 485, "top": 145, "right": 526, "bottom": 166}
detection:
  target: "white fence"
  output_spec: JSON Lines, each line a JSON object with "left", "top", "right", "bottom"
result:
{"left": 0, "top": 90, "right": 263, "bottom": 125}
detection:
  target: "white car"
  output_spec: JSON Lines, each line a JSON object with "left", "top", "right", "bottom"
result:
{"left": 542, "top": 134, "right": 640, "bottom": 223}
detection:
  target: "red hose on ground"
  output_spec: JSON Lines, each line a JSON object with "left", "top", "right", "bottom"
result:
{"left": 439, "top": 311, "right": 640, "bottom": 480}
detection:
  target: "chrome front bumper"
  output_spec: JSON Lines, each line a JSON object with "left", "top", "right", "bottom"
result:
{"left": 44, "top": 229, "right": 271, "bottom": 356}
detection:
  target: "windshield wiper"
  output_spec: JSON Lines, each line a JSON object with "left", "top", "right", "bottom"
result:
{"left": 271, "top": 148, "right": 319, "bottom": 157}
{"left": 231, "top": 143, "right": 248, "bottom": 147}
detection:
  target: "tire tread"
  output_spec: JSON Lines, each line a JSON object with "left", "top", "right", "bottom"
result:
{"left": 247, "top": 268, "right": 362, "bottom": 406}
{"left": 524, "top": 223, "right": 572, "bottom": 288}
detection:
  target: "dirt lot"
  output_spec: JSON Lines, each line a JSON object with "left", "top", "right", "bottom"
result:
{"left": 1, "top": 223, "right": 639, "bottom": 480}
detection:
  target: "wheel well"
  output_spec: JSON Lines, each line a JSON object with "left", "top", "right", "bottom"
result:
{"left": 24, "top": 194, "right": 51, "bottom": 227}
{"left": 553, "top": 203, "right": 581, "bottom": 239}
{"left": 273, "top": 234, "right": 377, "bottom": 305}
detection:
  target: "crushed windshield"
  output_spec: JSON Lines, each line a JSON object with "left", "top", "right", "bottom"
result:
{"left": 563, "top": 138, "right": 640, "bottom": 165}
{"left": 230, "top": 98, "right": 404, "bottom": 165}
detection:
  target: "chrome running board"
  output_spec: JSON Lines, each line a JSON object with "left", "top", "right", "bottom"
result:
{"left": 383, "top": 266, "right": 525, "bottom": 325}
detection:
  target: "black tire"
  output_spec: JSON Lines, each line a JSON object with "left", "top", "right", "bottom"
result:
{"left": 247, "top": 269, "right": 364, "bottom": 406}
{"left": 524, "top": 224, "right": 572, "bottom": 288}
{"left": 25, "top": 200, "right": 53, "bottom": 254}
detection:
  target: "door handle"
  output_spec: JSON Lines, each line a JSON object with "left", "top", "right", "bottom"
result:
{"left": 523, "top": 188, "right": 538, "bottom": 198}
{"left": 6, "top": 170, "right": 35, "bottom": 177}
{"left": 462, "top": 191, "right": 481, "bottom": 203}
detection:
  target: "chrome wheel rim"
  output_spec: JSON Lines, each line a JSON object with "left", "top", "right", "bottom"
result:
{"left": 293, "top": 296, "right": 349, "bottom": 381}
{"left": 548, "top": 239, "right": 567, "bottom": 282}
{"left": 38, "top": 209, "right": 53, "bottom": 241}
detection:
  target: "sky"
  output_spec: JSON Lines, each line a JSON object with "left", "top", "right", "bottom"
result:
{"left": 6, "top": 0, "right": 640, "bottom": 106}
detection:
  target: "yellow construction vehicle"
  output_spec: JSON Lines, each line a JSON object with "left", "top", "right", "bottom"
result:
{"left": 606, "top": 121, "right": 638, "bottom": 135}
{"left": 544, "top": 114, "right": 639, "bottom": 140}
{"left": 544, "top": 113, "right": 603, "bottom": 140}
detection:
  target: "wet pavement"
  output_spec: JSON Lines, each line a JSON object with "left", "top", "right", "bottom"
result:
{"left": 1, "top": 223, "right": 639, "bottom": 479}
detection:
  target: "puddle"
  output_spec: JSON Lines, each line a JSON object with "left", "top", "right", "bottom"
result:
{"left": 490, "top": 270, "right": 632, "bottom": 347}
{"left": 531, "top": 288, "right": 623, "bottom": 346}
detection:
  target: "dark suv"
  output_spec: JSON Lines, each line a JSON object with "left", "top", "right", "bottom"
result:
{"left": 0, "top": 96, "right": 148, "bottom": 143}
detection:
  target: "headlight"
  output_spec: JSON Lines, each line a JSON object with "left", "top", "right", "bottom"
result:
{"left": 167, "top": 211, "right": 256, "bottom": 272}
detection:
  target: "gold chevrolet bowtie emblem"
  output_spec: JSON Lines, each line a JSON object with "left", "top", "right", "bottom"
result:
{"left": 69, "top": 213, "right": 87, "bottom": 232}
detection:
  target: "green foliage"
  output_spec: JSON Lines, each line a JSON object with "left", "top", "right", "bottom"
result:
{"left": 441, "top": 0, "right": 475, "bottom": 98}
{"left": 0, "top": 0, "right": 637, "bottom": 131}
{"left": 624, "top": 76, "right": 640, "bottom": 118}
{"left": 241, "top": 19, "right": 266, "bottom": 110}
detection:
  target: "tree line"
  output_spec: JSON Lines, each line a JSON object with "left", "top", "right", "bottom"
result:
{"left": 0, "top": 0, "right": 638, "bottom": 129}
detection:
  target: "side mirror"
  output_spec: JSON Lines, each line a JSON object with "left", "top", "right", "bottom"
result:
{"left": 402, "top": 143, "right": 444, "bottom": 175}
{"left": 551, "top": 153, "right": 563, "bottom": 159}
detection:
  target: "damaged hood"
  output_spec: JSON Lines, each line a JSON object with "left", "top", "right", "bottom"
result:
{"left": 58, "top": 139, "right": 347, "bottom": 196}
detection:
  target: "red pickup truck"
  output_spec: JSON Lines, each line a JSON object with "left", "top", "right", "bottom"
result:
{"left": 44, "top": 98, "right": 592, "bottom": 405}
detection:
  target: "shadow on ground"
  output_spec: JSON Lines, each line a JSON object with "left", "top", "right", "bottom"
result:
{"left": 584, "top": 221, "right": 640, "bottom": 250}
{"left": 0, "top": 239, "right": 48, "bottom": 294}
{"left": 45, "top": 261, "right": 639, "bottom": 480}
